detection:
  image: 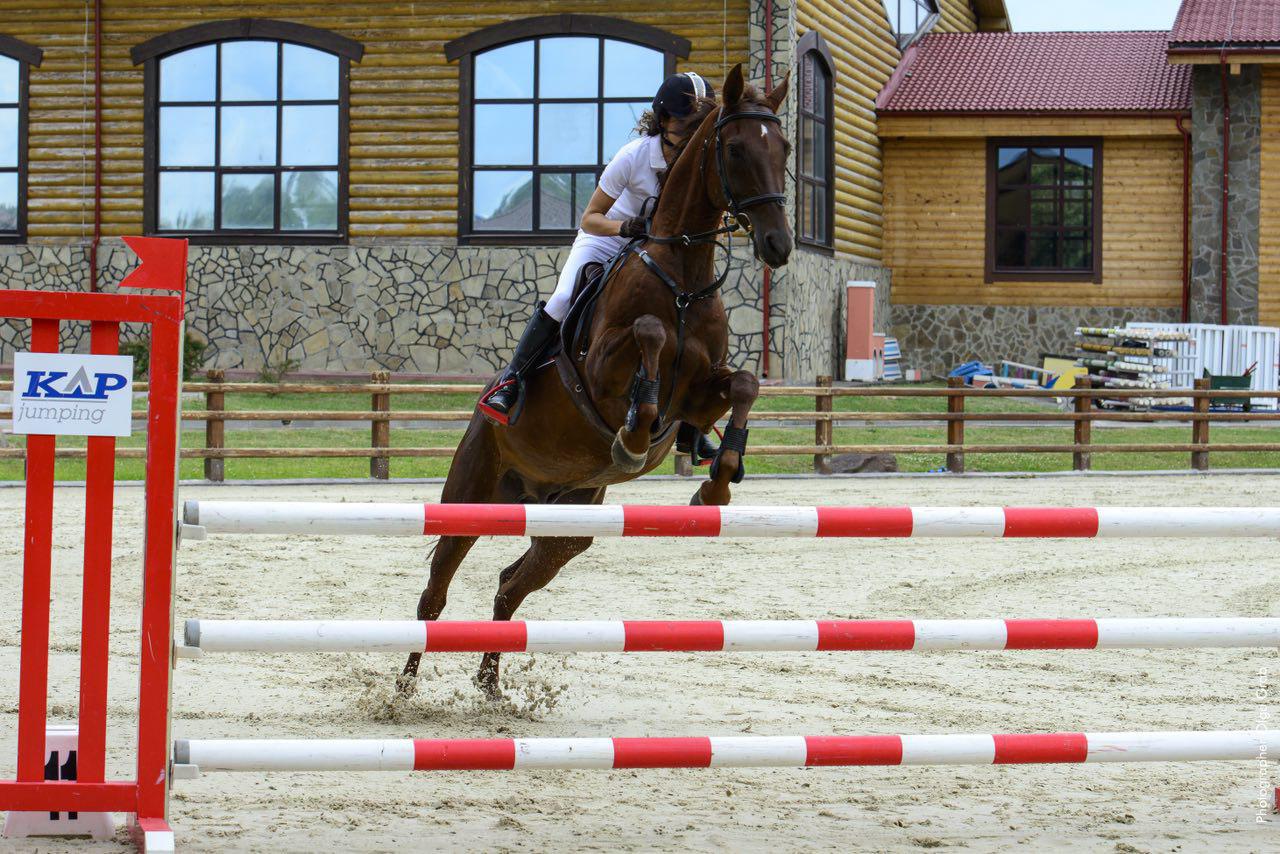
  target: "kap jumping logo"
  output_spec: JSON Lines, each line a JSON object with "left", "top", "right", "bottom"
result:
{"left": 11, "top": 352, "right": 135, "bottom": 437}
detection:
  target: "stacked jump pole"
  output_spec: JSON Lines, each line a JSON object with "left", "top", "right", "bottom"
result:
{"left": 174, "top": 498, "right": 1280, "bottom": 797}
{"left": 184, "top": 500, "right": 1280, "bottom": 538}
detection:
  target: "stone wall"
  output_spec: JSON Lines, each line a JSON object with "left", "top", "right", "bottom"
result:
{"left": 1190, "top": 64, "right": 1261, "bottom": 326}
{"left": 771, "top": 249, "right": 889, "bottom": 381}
{"left": 891, "top": 304, "right": 1184, "bottom": 378}
{"left": 0, "top": 239, "right": 791, "bottom": 378}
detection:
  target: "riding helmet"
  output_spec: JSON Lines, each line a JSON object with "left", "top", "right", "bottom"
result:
{"left": 652, "top": 72, "right": 715, "bottom": 119}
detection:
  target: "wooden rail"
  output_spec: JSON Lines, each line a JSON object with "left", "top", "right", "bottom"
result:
{"left": 3, "top": 373, "right": 1279, "bottom": 481}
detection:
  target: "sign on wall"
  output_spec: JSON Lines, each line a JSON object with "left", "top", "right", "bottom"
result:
{"left": 11, "top": 352, "right": 135, "bottom": 437}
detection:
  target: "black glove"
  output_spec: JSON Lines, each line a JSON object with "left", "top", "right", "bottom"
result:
{"left": 618, "top": 216, "right": 648, "bottom": 239}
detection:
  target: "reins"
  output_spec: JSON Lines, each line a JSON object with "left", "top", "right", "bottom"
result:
{"left": 629, "top": 105, "right": 785, "bottom": 424}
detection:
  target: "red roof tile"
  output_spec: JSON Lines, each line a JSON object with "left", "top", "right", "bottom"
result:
{"left": 1170, "top": 0, "right": 1280, "bottom": 47}
{"left": 877, "top": 31, "right": 1192, "bottom": 114}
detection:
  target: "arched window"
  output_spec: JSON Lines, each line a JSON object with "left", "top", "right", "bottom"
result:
{"left": 132, "top": 20, "right": 363, "bottom": 242}
{"left": 884, "top": 0, "right": 939, "bottom": 48}
{"left": 797, "top": 31, "right": 834, "bottom": 251}
{"left": 0, "top": 35, "right": 41, "bottom": 242}
{"left": 445, "top": 16, "right": 690, "bottom": 243}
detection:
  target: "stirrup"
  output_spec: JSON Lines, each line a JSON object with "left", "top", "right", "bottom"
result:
{"left": 477, "top": 378, "right": 518, "bottom": 426}
{"left": 677, "top": 425, "right": 717, "bottom": 466}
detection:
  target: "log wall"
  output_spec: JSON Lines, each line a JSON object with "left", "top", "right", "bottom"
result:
{"left": 1260, "top": 67, "right": 1280, "bottom": 325}
{"left": 5, "top": 0, "right": 748, "bottom": 240}
{"left": 793, "top": 0, "right": 978, "bottom": 263}
{"left": 882, "top": 119, "right": 1185, "bottom": 307}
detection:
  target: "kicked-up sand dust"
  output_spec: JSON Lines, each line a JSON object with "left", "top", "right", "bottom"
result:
{"left": 1, "top": 473, "right": 1278, "bottom": 851}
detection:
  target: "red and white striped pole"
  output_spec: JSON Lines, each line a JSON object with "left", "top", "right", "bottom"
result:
{"left": 184, "top": 501, "right": 1280, "bottom": 539}
{"left": 175, "top": 730, "right": 1280, "bottom": 773}
{"left": 185, "top": 618, "right": 1280, "bottom": 654}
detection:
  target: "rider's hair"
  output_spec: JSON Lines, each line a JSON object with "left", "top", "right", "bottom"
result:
{"left": 633, "top": 96, "right": 718, "bottom": 138}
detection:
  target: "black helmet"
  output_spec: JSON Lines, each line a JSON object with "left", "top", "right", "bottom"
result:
{"left": 652, "top": 72, "right": 715, "bottom": 119}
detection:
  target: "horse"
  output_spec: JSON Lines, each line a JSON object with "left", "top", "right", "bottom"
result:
{"left": 401, "top": 64, "right": 792, "bottom": 696}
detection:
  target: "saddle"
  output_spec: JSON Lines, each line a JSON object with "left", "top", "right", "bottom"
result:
{"left": 549, "top": 242, "right": 678, "bottom": 448}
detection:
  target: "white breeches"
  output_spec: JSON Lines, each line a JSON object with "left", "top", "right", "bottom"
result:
{"left": 544, "top": 234, "right": 628, "bottom": 321}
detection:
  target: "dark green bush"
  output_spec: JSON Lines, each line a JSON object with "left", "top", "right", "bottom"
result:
{"left": 118, "top": 331, "right": 208, "bottom": 380}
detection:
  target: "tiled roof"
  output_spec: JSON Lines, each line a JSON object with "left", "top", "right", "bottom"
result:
{"left": 1170, "top": 0, "right": 1280, "bottom": 47}
{"left": 877, "top": 31, "right": 1192, "bottom": 114}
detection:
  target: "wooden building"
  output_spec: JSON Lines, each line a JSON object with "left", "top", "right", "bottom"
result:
{"left": 0, "top": 0, "right": 1014, "bottom": 381}
{"left": 878, "top": 30, "right": 1194, "bottom": 371}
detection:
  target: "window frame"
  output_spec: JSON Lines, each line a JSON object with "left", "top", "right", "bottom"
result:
{"left": 0, "top": 34, "right": 42, "bottom": 244}
{"left": 985, "top": 137, "right": 1104, "bottom": 284}
{"left": 132, "top": 19, "right": 364, "bottom": 245}
{"left": 885, "top": 0, "right": 940, "bottom": 48}
{"left": 445, "top": 15, "right": 689, "bottom": 246}
{"left": 796, "top": 31, "right": 835, "bottom": 255}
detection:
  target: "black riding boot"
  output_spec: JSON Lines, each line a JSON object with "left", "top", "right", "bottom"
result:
{"left": 676, "top": 422, "right": 719, "bottom": 465}
{"left": 479, "top": 303, "right": 560, "bottom": 425}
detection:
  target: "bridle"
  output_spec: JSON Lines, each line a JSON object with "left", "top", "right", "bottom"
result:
{"left": 710, "top": 108, "right": 786, "bottom": 236}
{"left": 640, "top": 106, "right": 785, "bottom": 258}
{"left": 624, "top": 105, "right": 786, "bottom": 425}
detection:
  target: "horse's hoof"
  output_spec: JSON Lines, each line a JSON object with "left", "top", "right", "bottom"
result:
{"left": 395, "top": 672, "right": 418, "bottom": 696}
{"left": 474, "top": 673, "right": 503, "bottom": 702}
{"left": 689, "top": 488, "right": 704, "bottom": 506}
{"left": 611, "top": 430, "right": 648, "bottom": 473}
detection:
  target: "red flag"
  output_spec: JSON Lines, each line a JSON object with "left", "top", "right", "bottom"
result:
{"left": 118, "top": 236, "right": 188, "bottom": 294}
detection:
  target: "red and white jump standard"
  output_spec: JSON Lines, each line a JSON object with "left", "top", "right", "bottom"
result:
{"left": 182, "top": 501, "right": 1280, "bottom": 538}
{"left": 184, "top": 618, "right": 1280, "bottom": 654}
{"left": 174, "top": 730, "right": 1280, "bottom": 774}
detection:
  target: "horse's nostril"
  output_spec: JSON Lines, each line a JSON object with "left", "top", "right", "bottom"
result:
{"left": 765, "top": 232, "right": 791, "bottom": 258}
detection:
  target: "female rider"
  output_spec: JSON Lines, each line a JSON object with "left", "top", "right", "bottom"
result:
{"left": 479, "top": 71, "right": 719, "bottom": 463}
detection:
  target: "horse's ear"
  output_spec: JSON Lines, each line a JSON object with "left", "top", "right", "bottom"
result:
{"left": 722, "top": 63, "right": 745, "bottom": 108}
{"left": 765, "top": 70, "right": 790, "bottom": 113}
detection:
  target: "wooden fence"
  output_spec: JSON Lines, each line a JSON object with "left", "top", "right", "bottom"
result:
{"left": 3, "top": 372, "right": 1280, "bottom": 480}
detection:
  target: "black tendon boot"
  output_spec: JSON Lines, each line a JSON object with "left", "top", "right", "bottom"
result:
{"left": 676, "top": 422, "right": 719, "bottom": 466}
{"left": 478, "top": 303, "right": 561, "bottom": 425}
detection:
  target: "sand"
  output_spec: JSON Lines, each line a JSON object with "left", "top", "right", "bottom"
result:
{"left": 2, "top": 473, "right": 1279, "bottom": 852}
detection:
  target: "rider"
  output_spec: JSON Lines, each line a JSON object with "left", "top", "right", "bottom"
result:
{"left": 479, "top": 71, "right": 720, "bottom": 463}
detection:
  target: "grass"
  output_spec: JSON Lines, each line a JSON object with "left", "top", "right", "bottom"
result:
{"left": 3, "top": 421, "right": 1278, "bottom": 481}
{"left": 7, "top": 378, "right": 1272, "bottom": 480}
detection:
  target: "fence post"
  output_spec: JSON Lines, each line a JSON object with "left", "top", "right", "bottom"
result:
{"left": 1073, "top": 375, "right": 1092, "bottom": 472}
{"left": 371, "top": 370, "right": 391, "bottom": 480}
{"left": 204, "top": 368, "right": 224, "bottom": 483}
{"left": 946, "top": 376, "right": 965, "bottom": 473}
{"left": 1191, "top": 377, "right": 1211, "bottom": 471}
{"left": 674, "top": 452, "right": 693, "bottom": 476}
{"left": 814, "top": 374, "right": 833, "bottom": 474}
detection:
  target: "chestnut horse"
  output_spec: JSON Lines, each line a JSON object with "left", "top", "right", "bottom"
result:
{"left": 402, "top": 65, "right": 792, "bottom": 695}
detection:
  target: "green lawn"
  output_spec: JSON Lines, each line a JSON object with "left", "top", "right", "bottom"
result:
{"left": 4, "top": 422, "right": 1277, "bottom": 481}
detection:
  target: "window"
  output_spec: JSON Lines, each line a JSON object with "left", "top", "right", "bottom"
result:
{"left": 884, "top": 0, "right": 938, "bottom": 48}
{"left": 0, "top": 35, "right": 41, "bottom": 242}
{"left": 132, "top": 20, "right": 364, "bottom": 242}
{"left": 446, "top": 16, "right": 689, "bottom": 243}
{"left": 986, "top": 140, "right": 1102, "bottom": 282}
{"left": 797, "top": 32, "right": 834, "bottom": 251}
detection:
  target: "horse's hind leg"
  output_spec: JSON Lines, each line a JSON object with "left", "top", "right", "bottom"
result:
{"left": 476, "top": 487, "right": 605, "bottom": 698}
{"left": 612, "top": 315, "right": 666, "bottom": 472}
{"left": 399, "top": 534, "right": 480, "bottom": 687}
{"left": 400, "top": 417, "right": 502, "bottom": 687}
{"left": 691, "top": 369, "right": 759, "bottom": 506}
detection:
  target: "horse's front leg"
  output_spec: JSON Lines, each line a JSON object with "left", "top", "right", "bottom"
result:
{"left": 610, "top": 314, "right": 666, "bottom": 472}
{"left": 690, "top": 369, "right": 759, "bottom": 506}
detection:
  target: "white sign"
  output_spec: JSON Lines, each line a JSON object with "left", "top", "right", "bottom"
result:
{"left": 11, "top": 352, "right": 135, "bottom": 437}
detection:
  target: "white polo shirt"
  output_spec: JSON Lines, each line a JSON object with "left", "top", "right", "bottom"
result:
{"left": 596, "top": 134, "right": 666, "bottom": 221}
